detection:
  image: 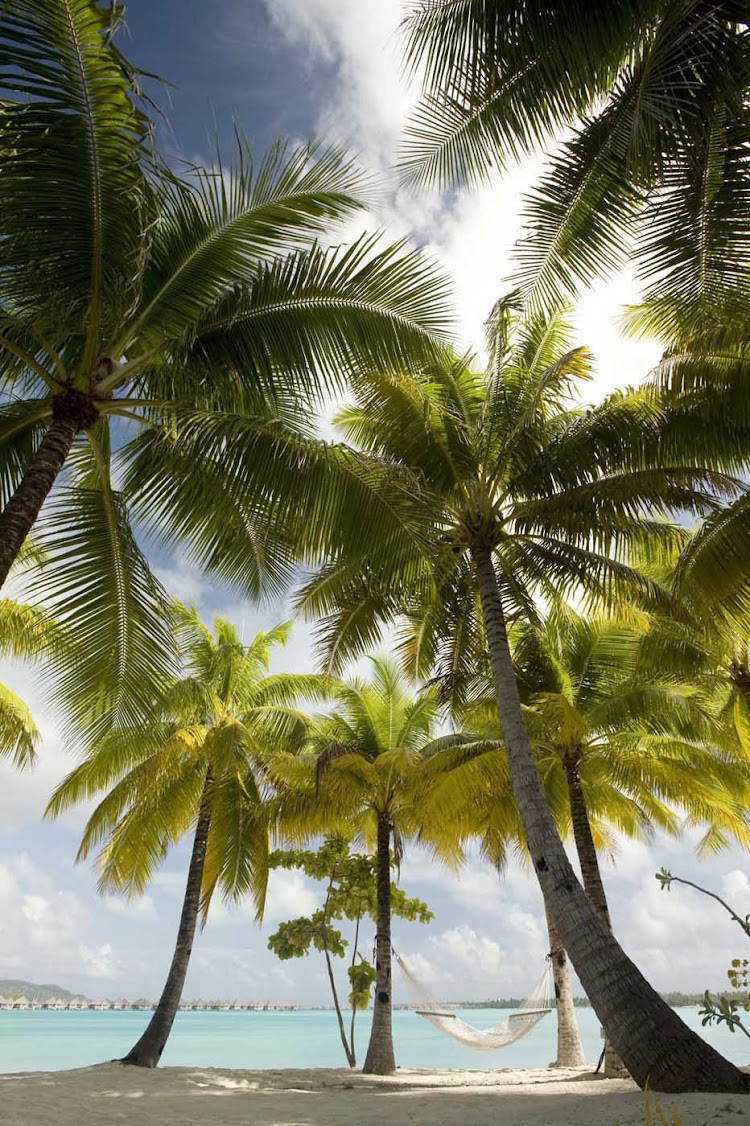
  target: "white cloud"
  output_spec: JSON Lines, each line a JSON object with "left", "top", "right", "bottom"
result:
{"left": 722, "top": 870, "right": 750, "bottom": 910}
{"left": 263, "top": 0, "right": 661, "bottom": 387}
{"left": 260, "top": 868, "right": 319, "bottom": 927}
{"left": 103, "top": 895, "right": 157, "bottom": 920}
{"left": 150, "top": 871, "right": 187, "bottom": 898}
{"left": 79, "top": 943, "right": 119, "bottom": 980}
{"left": 0, "top": 854, "right": 121, "bottom": 984}
{"left": 436, "top": 925, "right": 504, "bottom": 977}
{"left": 400, "top": 951, "right": 443, "bottom": 985}
{"left": 267, "top": 0, "right": 409, "bottom": 169}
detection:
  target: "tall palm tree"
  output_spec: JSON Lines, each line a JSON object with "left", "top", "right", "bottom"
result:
{"left": 46, "top": 606, "right": 319, "bottom": 1068}
{"left": 294, "top": 300, "right": 750, "bottom": 1090}
{"left": 269, "top": 656, "right": 473, "bottom": 1076}
{"left": 0, "top": 0, "right": 452, "bottom": 735}
{"left": 400, "top": 0, "right": 750, "bottom": 327}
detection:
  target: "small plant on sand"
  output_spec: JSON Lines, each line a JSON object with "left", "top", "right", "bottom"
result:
{"left": 267, "top": 835, "right": 432, "bottom": 1068}
{"left": 644, "top": 1087, "right": 683, "bottom": 1126}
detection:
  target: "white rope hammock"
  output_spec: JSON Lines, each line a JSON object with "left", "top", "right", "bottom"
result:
{"left": 394, "top": 951, "right": 554, "bottom": 1050}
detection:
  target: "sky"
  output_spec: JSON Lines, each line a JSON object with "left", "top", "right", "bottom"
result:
{"left": 0, "top": 0, "right": 747, "bottom": 1019}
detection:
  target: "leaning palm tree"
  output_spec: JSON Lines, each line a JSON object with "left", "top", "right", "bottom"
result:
{"left": 269, "top": 656, "right": 472, "bottom": 1076}
{"left": 0, "top": 0, "right": 451, "bottom": 735}
{"left": 294, "top": 300, "right": 750, "bottom": 1090}
{"left": 46, "top": 607, "right": 319, "bottom": 1068}
{"left": 401, "top": 0, "right": 750, "bottom": 330}
{"left": 457, "top": 605, "right": 750, "bottom": 1074}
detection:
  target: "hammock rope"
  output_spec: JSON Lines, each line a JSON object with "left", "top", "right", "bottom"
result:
{"left": 393, "top": 949, "right": 554, "bottom": 1050}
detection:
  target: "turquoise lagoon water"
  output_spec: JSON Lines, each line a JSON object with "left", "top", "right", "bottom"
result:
{"left": 0, "top": 1006, "right": 747, "bottom": 1074}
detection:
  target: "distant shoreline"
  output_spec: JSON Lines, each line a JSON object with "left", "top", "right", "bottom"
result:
{"left": 0, "top": 993, "right": 726, "bottom": 1014}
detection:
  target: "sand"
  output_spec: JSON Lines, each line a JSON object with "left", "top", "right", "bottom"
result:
{"left": 1, "top": 1062, "right": 747, "bottom": 1126}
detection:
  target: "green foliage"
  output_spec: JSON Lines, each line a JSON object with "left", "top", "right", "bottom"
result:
{"left": 267, "top": 835, "right": 431, "bottom": 1067}
{"left": 267, "top": 836, "right": 433, "bottom": 962}
{"left": 46, "top": 607, "right": 315, "bottom": 918}
{"left": 658, "top": 868, "right": 750, "bottom": 1041}
{"left": 348, "top": 960, "right": 377, "bottom": 1012}
{"left": 268, "top": 913, "right": 347, "bottom": 960}
{"left": 401, "top": 0, "right": 750, "bottom": 337}
{"left": 0, "top": 4, "right": 453, "bottom": 747}
{"left": 699, "top": 990, "right": 750, "bottom": 1038}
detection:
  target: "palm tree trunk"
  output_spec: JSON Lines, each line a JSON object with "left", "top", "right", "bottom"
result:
{"left": 564, "top": 757, "right": 628, "bottom": 1077}
{"left": 544, "top": 902, "right": 585, "bottom": 1068}
{"left": 472, "top": 546, "right": 748, "bottom": 1093}
{"left": 0, "top": 415, "right": 76, "bottom": 589}
{"left": 564, "top": 758, "right": 611, "bottom": 926}
{"left": 121, "top": 772, "right": 213, "bottom": 1068}
{"left": 362, "top": 813, "right": 396, "bottom": 1075}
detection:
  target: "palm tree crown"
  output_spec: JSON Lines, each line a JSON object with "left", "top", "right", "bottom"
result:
{"left": 0, "top": 0, "right": 453, "bottom": 740}
{"left": 292, "top": 295, "right": 750, "bottom": 1089}
{"left": 46, "top": 606, "right": 317, "bottom": 1067}
{"left": 300, "top": 296, "right": 737, "bottom": 676}
{"left": 401, "top": 1, "right": 750, "bottom": 328}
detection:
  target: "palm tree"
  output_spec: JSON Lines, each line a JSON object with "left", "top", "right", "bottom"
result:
{"left": 455, "top": 605, "right": 750, "bottom": 1074}
{"left": 0, "top": 1, "right": 452, "bottom": 734}
{"left": 544, "top": 902, "right": 586, "bottom": 1068}
{"left": 46, "top": 606, "right": 319, "bottom": 1068}
{"left": 400, "top": 0, "right": 750, "bottom": 327}
{"left": 269, "top": 656, "right": 472, "bottom": 1076}
{"left": 294, "top": 300, "right": 750, "bottom": 1090}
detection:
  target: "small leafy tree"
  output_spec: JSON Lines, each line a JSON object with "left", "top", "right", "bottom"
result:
{"left": 657, "top": 869, "right": 750, "bottom": 1040}
{"left": 267, "top": 836, "right": 432, "bottom": 1068}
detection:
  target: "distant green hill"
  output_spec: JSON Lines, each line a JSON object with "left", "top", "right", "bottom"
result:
{"left": 0, "top": 980, "right": 88, "bottom": 1002}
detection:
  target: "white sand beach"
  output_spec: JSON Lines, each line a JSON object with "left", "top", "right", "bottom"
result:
{"left": 1, "top": 1063, "right": 747, "bottom": 1126}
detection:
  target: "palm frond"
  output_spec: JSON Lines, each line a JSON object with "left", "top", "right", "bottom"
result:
{"left": 0, "top": 0, "right": 150, "bottom": 345}
{"left": 24, "top": 439, "right": 177, "bottom": 740}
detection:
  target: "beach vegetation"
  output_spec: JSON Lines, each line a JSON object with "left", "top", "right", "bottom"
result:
{"left": 658, "top": 868, "right": 750, "bottom": 1041}
{"left": 0, "top": 0, "right": 452, "bottom": 746}
{"left": 0, "top": 0, "right": 749, "bottom": 1095}
{"left": 45, "top": 607, "right": 320, "bottom": 1067}
{"left": 294, "top": 294, "right": 750, "bottom": 1089}
{"left": 267, "top": 835, "right": 432, "bottom": 1067}
{"left": 269, "top": 656, "right": 481, "bottom": 1075}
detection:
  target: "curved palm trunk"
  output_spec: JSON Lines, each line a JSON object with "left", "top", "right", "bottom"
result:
{"left": 544, "top": 902, "right": 585, "bottom": 1068}
{"left": 0, "top": 414, "right": 78, "bottom": 589}
{"left": 121, "top": 773, "right": 213, "bottom": 1068}
{"left": 362, "top": 814, "right": 396, "bottom": 1075}
{"left": 564, "top": 758, "right": 627, "bottom": 1078}
{"left": 473, "top": 547, "right": 748, "bottom": 1093}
